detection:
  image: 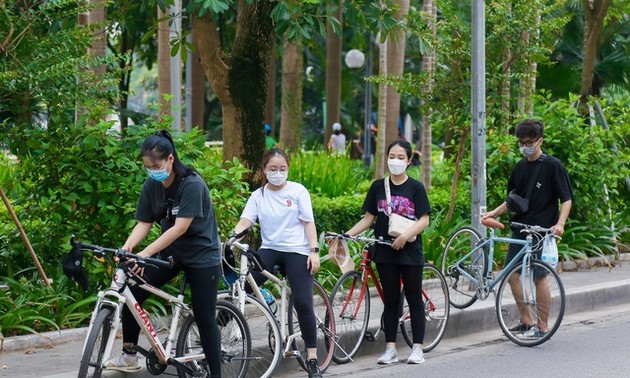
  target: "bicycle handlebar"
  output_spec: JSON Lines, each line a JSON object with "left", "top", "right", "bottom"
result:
{"left": 70, "top": 236, "right": 174, "bottom": 269}
{"left": 323, "top": 232, "right": 393, "bottom": 247}
{"left": 510, "top": 222, "right": 555, "bottom": 235}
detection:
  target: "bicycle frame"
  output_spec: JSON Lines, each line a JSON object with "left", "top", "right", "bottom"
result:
{"left": 448, "top": 227, "right": 532, "bottom": 299}
{"left": 338, "top": 240, "right": 423, "bottom": 340}
{"left": 228, "top": 246, "right": 319, "bottom": 358}
{"left": 83, "top": 267, "right": 204, "bottom": 369}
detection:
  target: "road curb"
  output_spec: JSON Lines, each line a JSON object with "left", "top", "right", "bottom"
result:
{"left": 1, "top": 327, "right": 87, "bottom": 354}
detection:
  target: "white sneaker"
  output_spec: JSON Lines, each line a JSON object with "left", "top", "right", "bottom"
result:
{"left": 377, "top": 347, "right": 398, "bottom": 364}
{"left": 104, "top": 352, "right": 141, "bottom": 372}
{"left": 407, "top": 345, "right": 425, "bottom": 364}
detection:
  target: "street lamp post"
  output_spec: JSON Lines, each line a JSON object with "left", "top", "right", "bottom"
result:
{"left": 345, "top": 41, "right": 373, "bottom": 169}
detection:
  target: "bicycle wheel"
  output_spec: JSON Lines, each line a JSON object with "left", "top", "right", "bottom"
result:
{"left": 289, "top": 280, "right": 335, "bottom": 373}
{"left": 217, "top": 292, "right": 282, "bottom": 378}
{"left": 401, "top": 263, "right": 450, "bottom": 352}
{"left": 328, "top": 270, "right": 369, "bottom": 364}
{"left": 78, "top": 307, "right": 114, "bottom": 378}
{"left": 496, "top": 259, "right": 565, "bottom": 347}
{"left": 441, "top": 226, "right": 486, "bottom": 309}
{"left": 175, "top": 300, "right": 251, "bottom": 378}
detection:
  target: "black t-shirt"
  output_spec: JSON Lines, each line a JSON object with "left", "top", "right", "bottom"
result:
{"left": 363, "top": 177, "right": 431, "bottom": 266}
{"left": 135, "top": 173, "right": 221, "bottom": 268}
{"left": 507, "top": 153, "right": 573, "bottom": 229}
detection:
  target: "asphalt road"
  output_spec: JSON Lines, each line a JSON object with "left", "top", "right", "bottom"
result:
{"left": 275, "top": 303, "right": 630, "bottom": 378}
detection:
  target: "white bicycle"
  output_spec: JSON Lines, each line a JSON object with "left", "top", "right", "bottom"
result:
{"left": 221, "top": 228, "right": 336, "bottom": 378}
{"left": 72, "top": 237, "right": 251, "bottom": 378}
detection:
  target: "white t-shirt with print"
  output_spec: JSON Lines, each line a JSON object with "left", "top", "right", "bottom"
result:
{"left": 240, "top": 181, "right": 314, "bottom": 255}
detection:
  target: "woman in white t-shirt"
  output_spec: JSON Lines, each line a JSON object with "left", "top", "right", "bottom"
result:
{"left": 328, "top": 122, "right": 346, "bottom": 154}
{"left": 231, "top": 148, "right": 323, "bottom": 378}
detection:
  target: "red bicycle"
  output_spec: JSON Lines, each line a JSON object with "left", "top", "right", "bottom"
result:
{"left": 325, "top": 232, "right": 450, "bottom": 364}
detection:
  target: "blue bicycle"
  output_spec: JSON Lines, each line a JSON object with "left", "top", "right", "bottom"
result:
{"left": 441, "top": 218, "right": 565, "bottom": 346}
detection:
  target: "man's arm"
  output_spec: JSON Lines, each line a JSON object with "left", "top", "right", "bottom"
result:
{"left": 553, "top": 199, "right": 572, "bottom": 235}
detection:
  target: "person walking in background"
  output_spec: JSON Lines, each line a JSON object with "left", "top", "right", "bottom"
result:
{"left": 328, "top": 122, "right": 346, "bottom": 154}
{"left": 104, "top": 130, "right": 222, "bottom": 377}
{"left": 265, "top": 123, "right": 277, "bottom": 150}
{"left": 344, "top": 140, "right": 431, "bottom": 365}
{"left": 483, "top": 118, "right": 572, "bottom": 339}
{"left": 231, "top": 147, "right": 323, "bottom": 378}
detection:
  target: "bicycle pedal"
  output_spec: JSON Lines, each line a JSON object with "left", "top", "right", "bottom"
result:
{"left": 284, "top": 350, "right": 301, "bottom": 358}
{"left": 364, "top": 331, "right": 376, "bottom": 342}
{"left": 192, "top": 368, "right": 209, "bottom": 378}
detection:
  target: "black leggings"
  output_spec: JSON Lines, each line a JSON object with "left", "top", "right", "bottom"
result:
{"left": 251, "top": 249, "right": 317, "bottom": 348}
{"left": 121, "top": 263, "right": 222, "bottom": 378}
{"left": 376, "top": 263, "right": 425, "bottom": 344}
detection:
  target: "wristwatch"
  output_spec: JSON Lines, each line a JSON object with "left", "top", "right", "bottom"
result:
{"left": 310, "top": 247, "right": 320, "bottom": 254}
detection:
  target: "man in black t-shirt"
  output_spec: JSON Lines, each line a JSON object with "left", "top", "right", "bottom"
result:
{"left": 484, "top": 119, "right": 572, "bottom": 339}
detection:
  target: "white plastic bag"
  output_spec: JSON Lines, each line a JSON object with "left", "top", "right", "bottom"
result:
{"left": 541, "top": 235, "right": 559, "bottom": 269}
{"left": 327, "top": 237, "right": 355, "bottom": 274}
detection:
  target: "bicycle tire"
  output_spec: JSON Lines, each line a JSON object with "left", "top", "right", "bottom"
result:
{"left": 175, "top": 300, "right": 251, "bottom": 378}
{"left": 78, "top": 307, "right": 114, "bottom": 378}
{"left": 289, "top": 280, "right": 335, "bottom": 373}
{"left": 217, "top": 292, "right": 282, "bottom": 378}
{"left": 401, "top": 263, "right": 450, "bottom": 352}
{"left": 496, "top": 259, "right": 565, "bottom": 347}
{"left": 328, "top": 270, "right": 369, "bottom": 364}
{"left": 441, "top": 226, "right": 486, "bottom": 309}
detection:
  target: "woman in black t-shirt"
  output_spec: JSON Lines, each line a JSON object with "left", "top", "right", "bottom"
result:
{"left": 103, "top": 130, "right": 222, "bottom": 377}
{"left": 345, "top": 140, "right": 431, "bottom": 365}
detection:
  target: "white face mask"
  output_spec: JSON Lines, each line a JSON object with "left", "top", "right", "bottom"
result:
{"left": 387, "top": 159, "right": 408, "bottom": 175}
{"left": 266, "top": 170, "right": 288, "bottom": 186}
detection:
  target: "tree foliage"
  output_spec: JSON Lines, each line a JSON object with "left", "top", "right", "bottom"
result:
{"left": 0, "top": 0, "right": 119, "bottom": 126}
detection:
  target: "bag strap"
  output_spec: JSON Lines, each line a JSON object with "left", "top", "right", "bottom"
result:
{"left": 384, "top": 177, "right": 392, "bottom": 215}
{"left": 524, "top": 154, "right": 546, "bottom": 199}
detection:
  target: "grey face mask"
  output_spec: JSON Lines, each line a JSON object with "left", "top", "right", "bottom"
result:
{"left": 520, "top": 146, "right": 536, "bottom": 157}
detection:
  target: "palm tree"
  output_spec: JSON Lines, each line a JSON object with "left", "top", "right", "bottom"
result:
{"left": 325, "top": 1, "right": 343, "bottom": 146}
{"left": 379, "top": 0, "right": 409, "bottom": 177}
{"left": 280, "top": 40, "right": 304, "bottom": 150}
{"left": 421, "top": 0, "right": 436, "bottom": 190}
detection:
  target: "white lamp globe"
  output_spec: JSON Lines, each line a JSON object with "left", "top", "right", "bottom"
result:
{"left": 345, "top": 49, "right": 365, "bottom": 69}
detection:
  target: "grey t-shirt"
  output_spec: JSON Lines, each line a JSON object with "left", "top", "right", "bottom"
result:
{"left": 135, "top": 173, "right": 221, "bottom": 268}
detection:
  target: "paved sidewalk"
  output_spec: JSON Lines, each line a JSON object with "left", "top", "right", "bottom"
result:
{"left": 0, "top": 256, "right": 629, "bottom": 378}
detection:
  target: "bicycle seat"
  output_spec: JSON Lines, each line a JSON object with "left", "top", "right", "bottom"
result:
{"left": 481, "top": 217, "right": 505, "bottom": 229}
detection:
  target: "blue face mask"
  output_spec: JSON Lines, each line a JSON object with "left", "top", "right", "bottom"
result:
{"left": 148, "top": 169, "right": 169, "bottom": 182}
{"left": 147, "top": 161, "right": 170, "bottom": 182}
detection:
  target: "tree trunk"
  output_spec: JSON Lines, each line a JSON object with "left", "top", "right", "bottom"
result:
{"left": 192, "top": 0, "right": 275, "bottom": 184}
{"left": 190, "top": 40, "right": 205, "bottom": 130}
{"left": 500, "top": 50, "right": 511, "bottom": 127}
{"left": 89, "top": 1, "right": 106, "bottom": 76}
{"left": 522, "top": 8, "right": 540, "bottom": 117}
{"left": 376, "top": 37, "right": 388, "bottom": 178}
{"left": 265, "top": 38, "right": 277, "bottom": 130}
{"left": 384, "top": 0, "right": 410, "bottom": 153}
{"left": 421, "top": 0, "right": 435, "bottom": 190}
{"left": 325, "top": 0, "right": 343, "bottom": 146}
{"left": 580, "top": 0, "right": 612, "bottom": 104}
{"left": 280, "top": 40, "right": 303, "bottom": 150}
{"left": 157, "top": 7, "right": 171, "bottom": 119}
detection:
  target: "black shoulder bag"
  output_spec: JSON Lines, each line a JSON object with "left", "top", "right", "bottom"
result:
{"left": 506, "top": 155, "right": 545, "bottom": 215}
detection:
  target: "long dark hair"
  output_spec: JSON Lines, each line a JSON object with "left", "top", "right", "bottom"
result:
{"left": 141, "top": 130, "right": 197, "bottom": 177}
